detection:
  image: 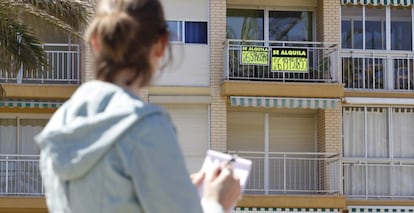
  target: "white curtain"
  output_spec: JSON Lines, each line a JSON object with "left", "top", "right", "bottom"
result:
{"left": 344, "top": 106, "right": 414, "bottom": 197}
{"left": 343, "top": 164, "right": 365, "bottom": 196}
{"left": 393, "top": 108, "right": 414, "bottom": 158}
{"left": 19, "top": 119, "right": 47, "bottom": 155}
{"left": 343, "top": 107, "right": 365, "bottom": 157}
{"left": 391, "top": 108, "right": 414, "bottom": 196}
{"left": 0, "top": 118, "right": 47, "bottom": 155}
{"left": 343, "top": 107, "right": 366, "bottom": 195}
{"left": 367, "top": 165, "right": 390, "bottom": 197}
{"left": 0, "top": 118, "right": 47, "bottom": 195}
{"left": 366, "top": 107, "right": 388, "bottom": 158}
{"left": 0, "top": 119, "right": 17, "bottom": 154}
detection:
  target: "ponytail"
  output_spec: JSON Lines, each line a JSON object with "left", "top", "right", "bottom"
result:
{"left": 84, "top": 0, "right": 168, "bottom": 87}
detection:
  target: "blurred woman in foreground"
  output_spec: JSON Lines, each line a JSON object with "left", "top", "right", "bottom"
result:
{"left": 35, "top": 0, "right": 241, "bottom": 212}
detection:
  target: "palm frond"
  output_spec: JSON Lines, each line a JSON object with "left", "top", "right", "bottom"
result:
{"left": 0, "top": 12, "right": 47, "bottom": 74}
{"left": 22, "top": 0, "right": 93, "bottom": 30}
{"left": 0, "top": 0, "right": 92, "bottom": 89}
{"left": 3, "top": 0, "right": 93, "bottom": 38}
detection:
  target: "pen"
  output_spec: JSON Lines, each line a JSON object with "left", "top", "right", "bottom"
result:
{"left": 225, "top": 156, "right": 236, "bottom": 166}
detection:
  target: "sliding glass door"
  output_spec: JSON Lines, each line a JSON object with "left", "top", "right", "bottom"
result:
{"left": 227, "top": 9, "right": 313, "bottom": 42}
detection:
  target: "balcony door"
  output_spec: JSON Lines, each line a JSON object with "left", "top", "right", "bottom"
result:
{"left": 343, "top": 106, "right": 414, "bottom": 198}
{"left": 341, "top": 5, "right": 414, "bottom": 90}
{"left": 227, "top": 110, "right": 317, "bottom": 194}
{"left": 226, "top": 9, "right": 317, "bottom": 81}
{"left": 0, "top": 117, "right": 47, "bottom": 195}
{"left": 0, "top": 118, "right": 47, "bottom": 155}
{"left": 227, "top": 9, "right": 314, "bottom": 42}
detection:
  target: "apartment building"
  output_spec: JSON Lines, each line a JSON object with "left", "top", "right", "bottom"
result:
{"left": 0, "top": 0, "right": 413, "bottom": 212}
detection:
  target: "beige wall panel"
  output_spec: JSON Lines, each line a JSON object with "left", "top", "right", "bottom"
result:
{"left": 227, "top": 0, "right": 317, "bottom": 8}
{"left": 228, "top": 111, "right": 264, "bottom": 152}
{"left": 162, "top": 104, "right": 209, "bottom": 173}
{"left": 228, "top": 111, "right": 316, "bottom": 152}
{"left": 161, "top": 0, "right": 208, "bottom": 21}
{"left": 154, "top": 45, "right": 209, "bottom": 86}
{"left": 269, "top": 113, "right": 316, "bottom": 152}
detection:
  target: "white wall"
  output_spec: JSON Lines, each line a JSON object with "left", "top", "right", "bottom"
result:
{"left": 155, "top": 0, "right": 210, "bottom": 87}
{"left": 153, "top": 44, "right": 209, "bottom": 86}
{"left": 161, "top": 0, "right": 208, "bottom": 21}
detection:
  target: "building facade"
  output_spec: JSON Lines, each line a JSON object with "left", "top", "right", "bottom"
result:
{"left": 0, "top": 0, "right": 413, "bottom": 212}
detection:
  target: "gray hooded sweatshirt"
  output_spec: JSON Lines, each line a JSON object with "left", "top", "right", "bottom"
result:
{"left": 35, "top": 81, "right": 223, "bottom": 213}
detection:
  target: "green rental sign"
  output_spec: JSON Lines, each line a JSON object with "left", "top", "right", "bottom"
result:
{"left": 241, "top": 46, "right": 269, "bottom": 65}
{"left": 271, "top": 48, "right": 308, "bottom": 72}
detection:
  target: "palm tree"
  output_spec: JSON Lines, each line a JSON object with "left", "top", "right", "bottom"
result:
{"left": 0, "top": 0, "right": 93, "bottom": 96}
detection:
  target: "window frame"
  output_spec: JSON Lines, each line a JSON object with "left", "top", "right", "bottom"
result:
{"left": 0, "top": 113, "right": 50, "bottom": 155}
{"left": 226, "top": 8, "right": 316, "bottom": 42}
{"left": 342, "top": 105, "right": 414, "bottom": 159}
{"left": 341, "top": 5, "right": 414, "bottom": 51}
{"left": 167, "top": 20, "right": 208, "bottom": 45}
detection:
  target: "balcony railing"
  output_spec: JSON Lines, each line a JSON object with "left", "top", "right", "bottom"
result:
{"left": 0, "top": 154, "right": 43, "bottom": 196}
{"left": 343, "top": 158, "right": 414, "bottom": 199}
{"left": 341, "top": 50, "right": 414, "bottom": 91}
{"left": 225, "top": 39, "right": 339, "bottom": 82}
{"left": 0, "top": 43, "right": 81, "bottom": 84}
{"left": 0, "top": 152, "right": 341, "bottom": 197}
{"left": 228, "top": 151, "right": 341, "bottom": 195}
{"left": 4, "top": 153, "right": 413, "bottom": 199}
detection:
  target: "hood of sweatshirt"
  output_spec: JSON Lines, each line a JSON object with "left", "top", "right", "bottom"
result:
{"left": 35, "top": 81, "right": 162, "bottom": 181}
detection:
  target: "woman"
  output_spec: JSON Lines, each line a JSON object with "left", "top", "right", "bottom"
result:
{"left": 35, "top": 0, "right": 241, "bottom": 212}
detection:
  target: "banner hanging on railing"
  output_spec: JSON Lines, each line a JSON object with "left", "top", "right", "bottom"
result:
{"left": 271, "top": 47, "right": 309, "bottom": 72}
{"left": 239, "top": 45, "right": 310, "bottom": 72}
{"left": 241, "top": 46, "right": 269, "bottom": 65}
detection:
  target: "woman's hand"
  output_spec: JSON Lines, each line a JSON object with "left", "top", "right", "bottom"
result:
{"left": 190, "top": 170, "right": 205, "bottom": 187}
{"left": 202, "top": 163, "right": 241, "bottom": 212}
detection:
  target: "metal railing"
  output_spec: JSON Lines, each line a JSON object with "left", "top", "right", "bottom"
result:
{"left": 341, "top": 50, "right": 414, "bottom": 91}
{"left": 343, "top": 158, "right": 414, "bottom": 199}
{"left": 0, "top": 154, "right": 43, "bottom": 196}
{"left": 3, "top": 153, "right": 413, "bottom": 199}
{"left": 228, "top": 151, "right": 341, "bottom": 195}
{"left": 0, "top": 151, "right": 341, "bottom": 197}
{"left": 225, "top": 39, "right": 339, "bottom": 82}
{"left": 0, "top": 43, "right": 81, "bottom": 84}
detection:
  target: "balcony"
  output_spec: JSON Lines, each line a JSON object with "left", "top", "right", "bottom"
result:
{"left": 3, "top": 152, "right": 342, "bottom": 197}
{"left": 4, "top": 153, "right": 413, "bottom": 200}
{"left": 228, "top": 151, "right": 341, "bottom": 195}
{"left": 343, "top": 158, "right": 414, "bottom": 199}
{"left": 341, "top": 50, "right": 414, "bottom": 92}
{"left": 225, "top": 39, "right": 339, "bottom": 83}
{"left": 0, "top": 43, "right": 81, "bottom": 84}
{"left": 0, "top": 155, "right": 43, "bottom": 196}
{"left": 225, "top": 40, "right": 414, "bottom": 94}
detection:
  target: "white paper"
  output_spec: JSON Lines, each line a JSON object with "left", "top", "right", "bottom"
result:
{"left": 198, "top": 150, "right": 252, "bottom": 197}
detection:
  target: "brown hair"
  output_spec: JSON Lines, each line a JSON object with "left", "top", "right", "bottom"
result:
{"left": 84, "top": 0, "right": 169, "bottom": 87}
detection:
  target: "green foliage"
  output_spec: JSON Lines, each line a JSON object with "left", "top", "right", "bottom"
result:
{"left": 0, "top": 0, "right": 93, "bottom": 96}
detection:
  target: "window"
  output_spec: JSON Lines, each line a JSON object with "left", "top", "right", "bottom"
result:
{"left": 269, "top": 11, "right": 312, "bottom": 42}
{"left": 343, "top": 106, "right": 414, "bottom": 198}
{"left": 0, "top": 118, "right": 47, "bottom": 155}
{"left": 0, "top": 117, "right": 47, "bottom": 195}
{"left": 226, "top": 9, "right": 313, "bottom": 42}
{"left": 391, "top": 7, "right": 412, "bottom": 51}
{"left": 365, "top": 8, "right": 386, "bottom": 50}
{"left": 344, "top": 107, "right": 389, "bottom": 158}
{"left": 185, "top": 22, "right": 207, "bottom": 44}
{"left": 227, "top": 9, "right": 264, "bottom": 40}
{"left": 167, "top": 20, "right": 208, "bottom": 44}
{"left": 341, "top": 5, "right": 413, "bottom": 51}
{"left": 167, "top": 21, "right": 183, "bottom": 42}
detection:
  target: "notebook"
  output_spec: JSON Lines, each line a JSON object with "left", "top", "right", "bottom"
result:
{"left": 198, "top": 150, "right": 252, "bottom": 196}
